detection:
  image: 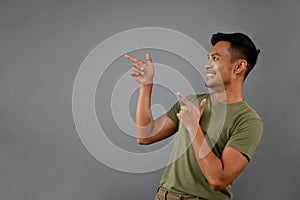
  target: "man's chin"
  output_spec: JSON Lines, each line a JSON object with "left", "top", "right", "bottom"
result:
{"left": 205, "top": 81, "right": 224, "bottom": 90}
{"left": 205, "top": 82, "right": 213, "bottom": 88}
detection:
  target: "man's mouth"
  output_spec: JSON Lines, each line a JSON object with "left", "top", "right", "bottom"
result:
{"left": 206, "top": 72, "right": 216, "bottom": 77}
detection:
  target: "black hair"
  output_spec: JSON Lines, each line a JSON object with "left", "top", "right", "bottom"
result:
{"left": 211, "top": 32, "right": 260, "bottom": 79}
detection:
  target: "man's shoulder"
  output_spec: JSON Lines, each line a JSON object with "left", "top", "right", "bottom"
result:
{"left": 242, "top": 101, "right": 262, "bottom": 121}
{"left": 236, "top": 101, "right": 262, "bottom": 123}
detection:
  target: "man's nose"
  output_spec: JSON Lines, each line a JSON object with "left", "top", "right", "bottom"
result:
{"left": 204, "top": 60, "right": 213, "bottom": 69}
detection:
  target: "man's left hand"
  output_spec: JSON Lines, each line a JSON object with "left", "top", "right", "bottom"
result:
{"left": 176, "top": 92, "right": 207, "bottom": 132}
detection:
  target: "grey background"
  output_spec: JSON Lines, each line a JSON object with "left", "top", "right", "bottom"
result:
{"left": 1, "top": 0, "right": 299, "bottom": 199}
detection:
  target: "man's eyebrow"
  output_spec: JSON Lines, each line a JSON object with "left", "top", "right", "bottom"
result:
{"left": 207, "top": 52, "right": 221, "bottom": 57}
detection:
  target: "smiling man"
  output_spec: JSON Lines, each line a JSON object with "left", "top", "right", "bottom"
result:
{"left": 125, "top": 32, "right": 263, "bottom": 200}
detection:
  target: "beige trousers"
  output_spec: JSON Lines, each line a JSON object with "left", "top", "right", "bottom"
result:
{"left": 153, "top": 187, "right": 206, "bottom": 200}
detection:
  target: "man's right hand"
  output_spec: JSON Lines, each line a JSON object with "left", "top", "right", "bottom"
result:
{"left": 124, "top": 53, "right": 177, "bottom": 145}
{"left": 125, "top": 53, "right": 154, "bottom": 85}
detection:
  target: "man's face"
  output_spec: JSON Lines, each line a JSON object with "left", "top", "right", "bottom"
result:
{"left": 205, "top": 41, "right": 236, "bottom": 89}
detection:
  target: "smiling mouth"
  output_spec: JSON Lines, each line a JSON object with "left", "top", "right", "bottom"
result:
{"left": 206, "top": 73, "right": 216, "bottom": 77}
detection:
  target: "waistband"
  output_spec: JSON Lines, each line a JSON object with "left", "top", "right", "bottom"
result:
{"left": 157, "top": 187, "right": 206, "bottom": 200}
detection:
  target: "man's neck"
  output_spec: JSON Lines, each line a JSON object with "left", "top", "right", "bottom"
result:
{"left": 212, "top": 85, "right": 243, "bottom": 104}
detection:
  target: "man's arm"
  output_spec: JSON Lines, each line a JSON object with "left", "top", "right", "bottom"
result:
{"left": 125, "top": 54, "right": 178, "bottom": 145}
{"left": 177, "top": 93, "right": 248, "bottom": 190}
{"left": 135, "top": 84, "right": 178, "bottom": 145}
{"left": 190, "top": 126, "right": 248, "bottom": 190}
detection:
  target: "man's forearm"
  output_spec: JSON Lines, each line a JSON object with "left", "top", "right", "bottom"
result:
{"left": 136, "top": 83, "right": 154, "bottom": 140}
{"left": 188, "top": 125, "right": 226, "bottom": 190}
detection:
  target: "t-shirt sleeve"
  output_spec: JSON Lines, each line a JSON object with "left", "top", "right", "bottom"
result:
{"left": 166, "top": 100, "right": 181, "bottom": 127}
{"left": 226, "top": 118, "right": 263, "bottom": 162}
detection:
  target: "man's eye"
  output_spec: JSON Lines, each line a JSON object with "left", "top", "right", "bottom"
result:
{"left": 208, "top": 55, "right": 219, "bottom": 61}
{"left": 213, "top": 56, "right": 219, "bottom": 60}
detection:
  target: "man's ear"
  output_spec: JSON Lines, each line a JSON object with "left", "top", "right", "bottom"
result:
{"left": 234, "top": 59, "right": 247, "bottom": 76}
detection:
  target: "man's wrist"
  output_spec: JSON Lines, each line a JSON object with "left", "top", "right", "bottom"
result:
{"left": 140, "top": 81, "right": 153, "bottom": 87}
{"left": 139, "top": 82, "right": 153, "bottom": 92}
{"left": 187, "top": 124, "right": 199, "bottom": 136}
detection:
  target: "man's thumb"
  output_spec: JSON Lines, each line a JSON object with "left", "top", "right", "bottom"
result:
{"left": 199, "top": 99, "right": 207, "bottom": 111}
{"left": 146, "top": 53, "right": 153, "bottom": 64}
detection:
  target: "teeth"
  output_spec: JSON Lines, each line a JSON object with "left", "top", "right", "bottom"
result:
{"left": 207, "top": 73, "right": 215, "bottom": 77}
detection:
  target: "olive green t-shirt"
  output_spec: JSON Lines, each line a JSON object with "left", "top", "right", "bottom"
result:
{"left": 160, "top": 93, "right": 263, "bottom": 200}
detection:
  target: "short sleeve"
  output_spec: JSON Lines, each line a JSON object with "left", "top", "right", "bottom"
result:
{"left": 166, "top": 100, "right": 180, "bottom": 126}
{"left": 226, "top": 119, "right": 263, "bottom": 162}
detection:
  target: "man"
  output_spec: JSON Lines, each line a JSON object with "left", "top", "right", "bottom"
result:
{"left": 125, "top": 32, "right": 263, "bottom": 200}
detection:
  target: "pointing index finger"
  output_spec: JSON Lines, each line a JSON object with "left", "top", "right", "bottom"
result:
{"left": 177, "top": 92, "right": 192, "bottom": 106}
{"left": 124, "top": 54, "right": 142, "bottom": 64}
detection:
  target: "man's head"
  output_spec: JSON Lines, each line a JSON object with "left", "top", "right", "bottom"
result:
{"left": 211, "top": 32, "right": 260, "bottom": 79}
{"left": 205, "top": 32, "right": 260, "bottom": 89}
